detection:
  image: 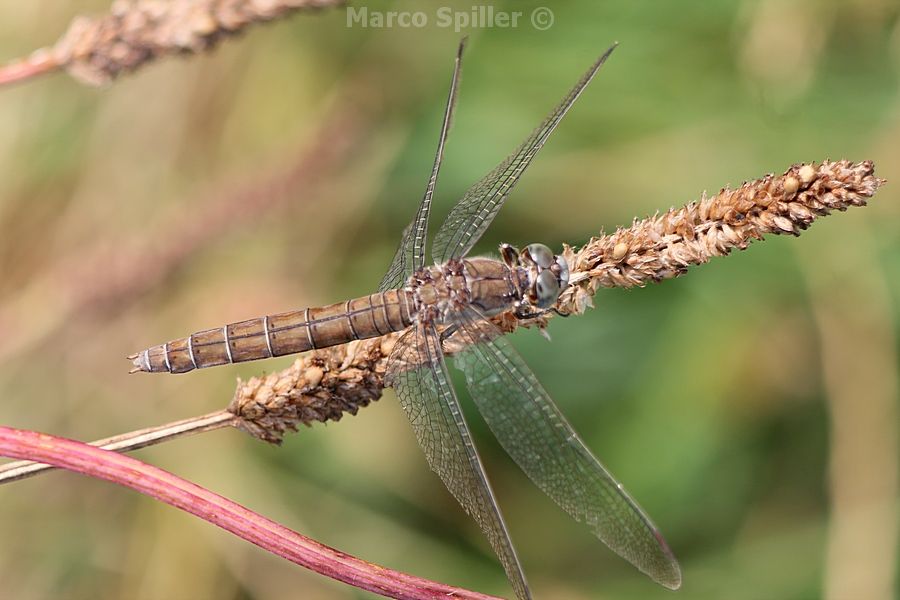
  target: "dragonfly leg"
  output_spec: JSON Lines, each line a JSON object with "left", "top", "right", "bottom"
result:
{"left": 439, "top": 324, "right": 459, "bottom": 342}
{"left": 514, "top": 307, "right": 552, "bottom": 320}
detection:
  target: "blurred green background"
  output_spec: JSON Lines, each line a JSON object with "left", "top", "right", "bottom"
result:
{"left": 0, "top": 1, "right": 898, "bottom": 599}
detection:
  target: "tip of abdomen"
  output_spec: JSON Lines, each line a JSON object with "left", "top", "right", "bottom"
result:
{"left": 127, "top": 350, "right": 150, "bottom": 373}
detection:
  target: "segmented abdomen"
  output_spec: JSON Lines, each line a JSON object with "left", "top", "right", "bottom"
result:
{"left": 131, "top": 290, "right": 414, "bottom": 374}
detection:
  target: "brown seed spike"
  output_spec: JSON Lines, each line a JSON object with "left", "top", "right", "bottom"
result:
{"left": 43, "top": 0, "right": 348, "bottom": 86}
{"left": 555, "top": 160, "right": 885, "bottom": 317}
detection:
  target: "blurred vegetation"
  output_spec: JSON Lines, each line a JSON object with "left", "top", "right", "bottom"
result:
{"left": 0, "top": 1, "right": 898, "bottom": 599}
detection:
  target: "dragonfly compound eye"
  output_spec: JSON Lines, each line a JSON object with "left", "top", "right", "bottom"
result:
{"left": 534, "top": 269, "right": 561, "bottom": 308}
{"left": 526, "top": 243, "right": 554, "bottom": 268}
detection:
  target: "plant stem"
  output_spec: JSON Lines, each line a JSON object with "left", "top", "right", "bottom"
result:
{"left": 0, "top": 52, "right": 58, "bottom": 87}
{"left": 0, "top": 410, "right": 235, "bottom": 484}
{"left": 0, "top": 426, "right": 501, "bottom": 600}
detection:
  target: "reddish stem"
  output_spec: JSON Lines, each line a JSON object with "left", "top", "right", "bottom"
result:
{"left": 0, "top": 426, "right": 502, "bottom": 600}
{"left": 0, "top": 52, "right": 58, "bottom": 87}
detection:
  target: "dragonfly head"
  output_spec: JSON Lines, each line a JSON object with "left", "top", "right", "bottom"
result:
{"left": 501, "top": 242, "right": 570, "bottom": 312}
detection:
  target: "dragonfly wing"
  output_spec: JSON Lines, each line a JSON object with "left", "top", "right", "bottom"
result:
{"left": 379, "top": 39, "right": 467, "bottom": 292}
{"left": 431, "top": 44, "right": 616, "bottom": 265}
{"left": 385, "top": 324, "right": 531, "bottom": 600}
{"left": 449, "top": 308, "right": 682, "bottom": 590}
{"left": 379, "top": 220, "right": 414, "bottom": 293}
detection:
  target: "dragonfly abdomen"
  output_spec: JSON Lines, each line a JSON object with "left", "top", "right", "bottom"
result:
{"left": 131, "top": 290, "right": 415, "bottom": 374}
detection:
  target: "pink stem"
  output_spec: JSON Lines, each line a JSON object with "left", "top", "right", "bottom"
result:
{"left": 0, "top": 53, "right": 58, "bottom": 87}
{"left": 0, "top": 426, "right": 502, "bottom": 600}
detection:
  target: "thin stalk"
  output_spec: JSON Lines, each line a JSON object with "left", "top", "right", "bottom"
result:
{"left": 0, "top": 52, "right": 58, "bottom": 87}
{"left": 0, "top": 410, "right": 235, "bottom": 485}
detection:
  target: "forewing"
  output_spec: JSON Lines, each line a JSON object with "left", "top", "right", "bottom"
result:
{"left": 431, "top": 44, "right": 617, "bottom": 264}
{"left": 379, "top": 220, "right": 413, "bottom": 293}
{"left": 450, "top": 308, "right": 682, "bottom": 590}
{"left": 385, "top": 324, "right": 531, "bottom": 600}
{"left": 379, "top": 39, "right": 467, "bottom": 292}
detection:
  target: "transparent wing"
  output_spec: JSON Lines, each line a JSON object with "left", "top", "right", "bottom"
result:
{"left": 379, "top": 39, "right": 467, "bottom": 292}
{"left": 385, "top": 324, "right": 531, "bottom": 600}
{"left": 431, "top": 44, "right": 617, "bottom": 265}
{"left": 450, "top": 308, "right": 682, "bottom": 590}
{"left": 379, "top": 220, "right": 413, "bottom": 293}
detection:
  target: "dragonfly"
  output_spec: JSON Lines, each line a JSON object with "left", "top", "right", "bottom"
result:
{"left": 130, "top": 40, "right": 681, "bottom": 597}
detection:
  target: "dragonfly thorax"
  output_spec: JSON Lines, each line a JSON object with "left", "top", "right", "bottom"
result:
{"left": 408, "top": 258, "right": 520, "bottom": 324}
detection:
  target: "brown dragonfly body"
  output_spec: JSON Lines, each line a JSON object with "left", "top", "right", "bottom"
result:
{"left": 130, "top": 42, "right": 683, "bottom": 598}
{"left": 132, "top": 257, "right": 521, "bottom": 374}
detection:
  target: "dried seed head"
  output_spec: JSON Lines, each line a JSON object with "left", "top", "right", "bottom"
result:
{"left": 556, "top": 160, "right": 883, "bottom": 315}
{"left": 229, "top": 336, "right": 392, "bottom": 444}
{"left": 48, "top": 0, "right": 346, "bottom": 85}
